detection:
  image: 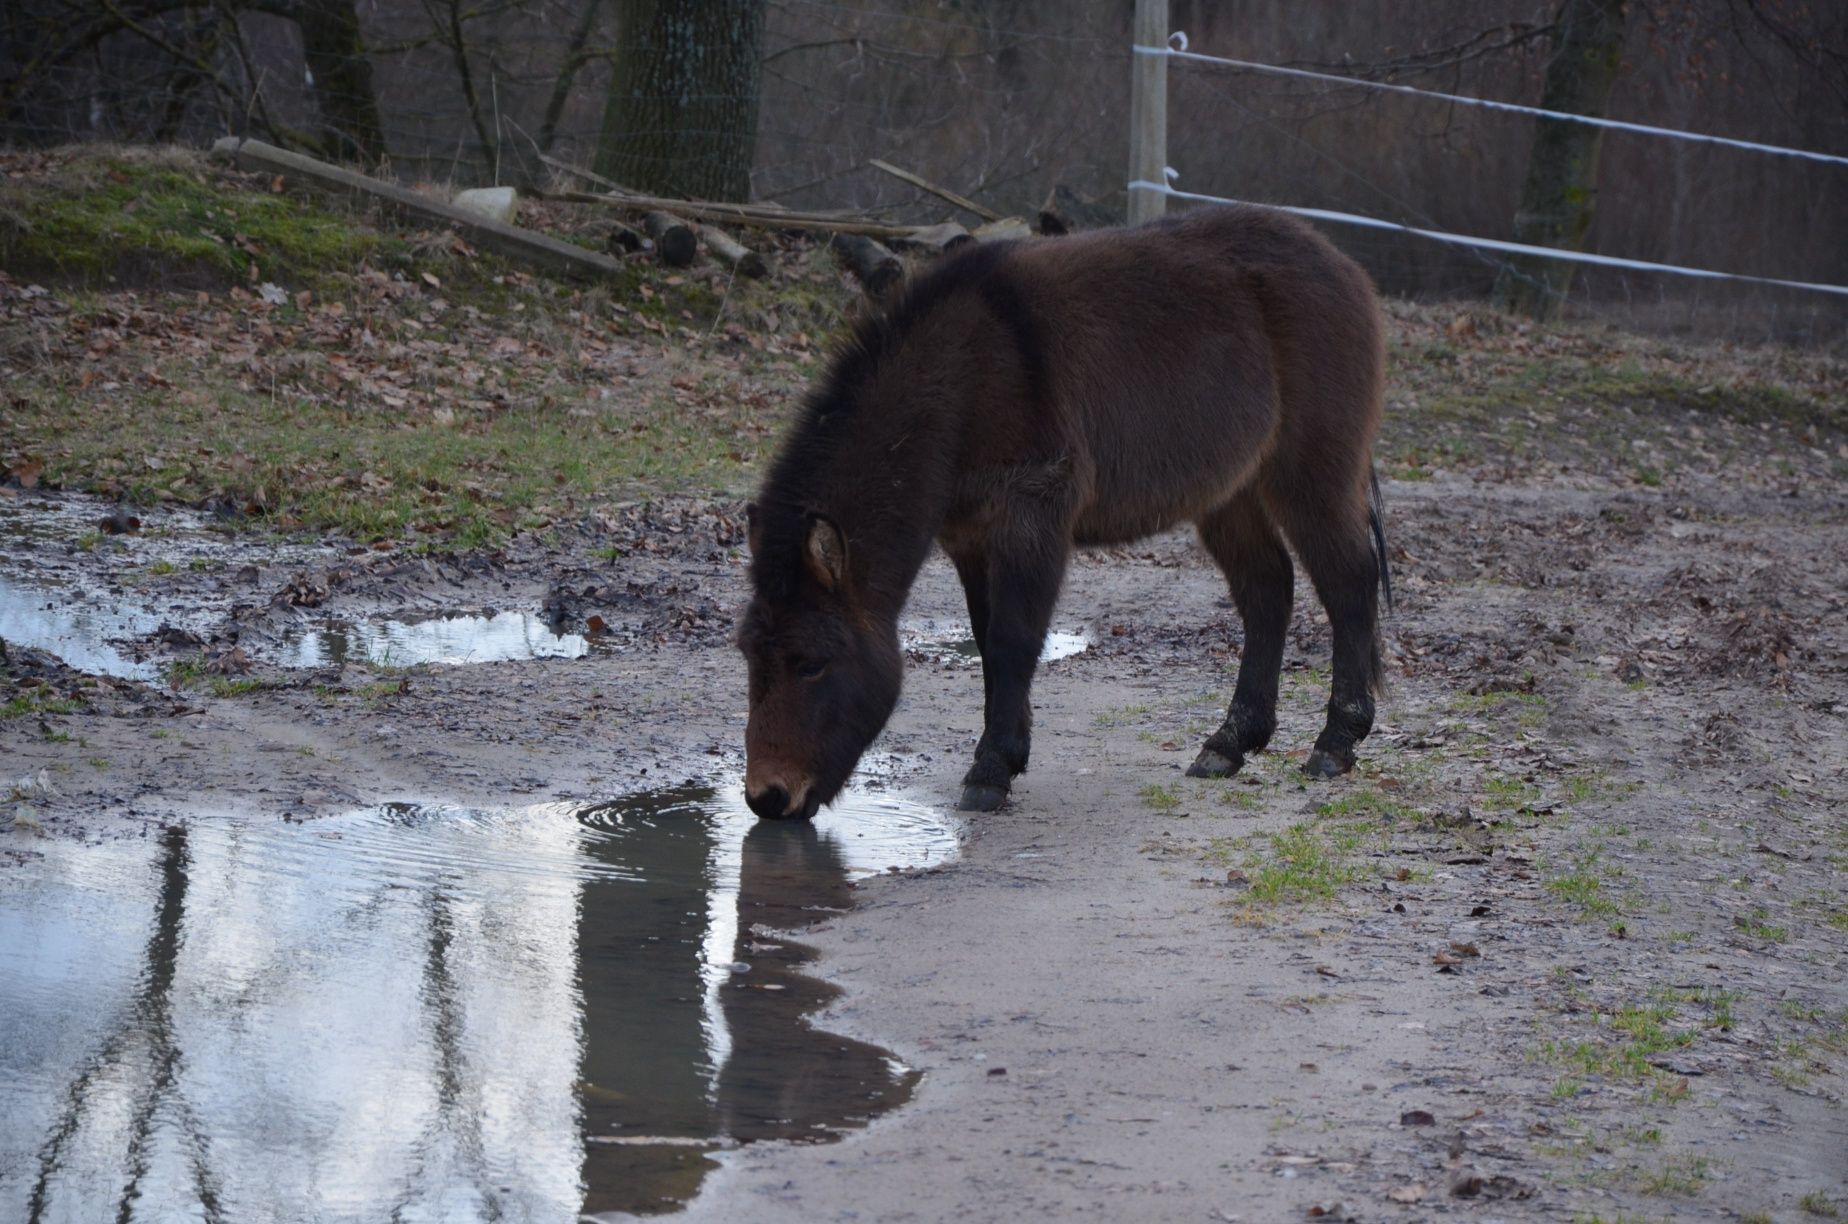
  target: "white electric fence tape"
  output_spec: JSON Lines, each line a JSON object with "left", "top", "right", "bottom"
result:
{"left": 1127, "top": 181, "right": 1848, "bottom": 297}
{"left": 1128, "top": 34, "right": 1848, "bottom": 299}
{"left": 1134, "top": 41, "right": 1848, "bottom": 167}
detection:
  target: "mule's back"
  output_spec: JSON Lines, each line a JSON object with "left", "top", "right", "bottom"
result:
{"left": 990, "top": 205, "right": 1383, "bottom": 545}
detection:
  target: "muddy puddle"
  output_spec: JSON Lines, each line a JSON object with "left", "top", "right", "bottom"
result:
{"left": 1, "top": 493, "right": 594, "bottom": 675}
{"left": 0, "top": 573, "right": 165, "bottom": 681}
{"left": 904, "top": 621, "right": 1090, "bottom": 666}
{"left": 0, "top": 781, "right": 959, "bottom": 1221}
{"left": 274, "top": 611, "right": 590, "bottom": 669}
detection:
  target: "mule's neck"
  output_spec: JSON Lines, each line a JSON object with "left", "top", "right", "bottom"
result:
{"left": 816, "top": 393, "right": 961, "bottom": 627}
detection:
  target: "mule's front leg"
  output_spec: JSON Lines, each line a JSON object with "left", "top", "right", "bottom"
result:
{"left": 959, "top": 539, "right": 1068, "bottom": 812}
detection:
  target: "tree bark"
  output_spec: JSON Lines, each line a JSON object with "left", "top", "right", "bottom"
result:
{"left": 297, "top": 0, "right": 386, "bottom": 164}
{"left": 595, "top": 0, "right": 765, "bottom": 202}
{"left": 1491, "top": 0, "right": 1629, "bottom": 319}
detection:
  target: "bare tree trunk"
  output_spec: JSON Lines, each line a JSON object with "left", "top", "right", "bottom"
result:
{"left": 538, "top": 0, "right": 605, "bottom": 155}
{"left": 1491, "top": 0, "right": 1629, "bottom": 319}
{"left": 594, "top": 0, "right": 764, "bottom": 202}
{"left": 298, "top": 0, "right": 386, "bottom": 163}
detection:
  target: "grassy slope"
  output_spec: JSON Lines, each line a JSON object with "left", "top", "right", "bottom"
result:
{"left": 3, "top": 146, "right": 1844, "bottom": 551}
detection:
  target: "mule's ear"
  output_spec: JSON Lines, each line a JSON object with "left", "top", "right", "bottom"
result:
{"left": 745, "top": 502, "right": 762, "bottom": 557}
{"left": 804, "top": 514, "right": 847, "bottom": 592}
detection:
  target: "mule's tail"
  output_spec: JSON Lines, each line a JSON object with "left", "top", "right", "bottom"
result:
{"left": 1368, "top": 465, "right": 1393, "bottom": 616}
{"left": 1365, "top": 464, "right": 1392, "bottom": 698}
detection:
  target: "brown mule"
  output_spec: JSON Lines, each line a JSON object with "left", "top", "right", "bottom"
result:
{"left": 737, "top": 205, "right": 1390, "bottom": 817}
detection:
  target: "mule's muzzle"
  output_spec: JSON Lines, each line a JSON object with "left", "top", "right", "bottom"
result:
{"left": 744, "top": 781, "right": 819, "bottom": 821}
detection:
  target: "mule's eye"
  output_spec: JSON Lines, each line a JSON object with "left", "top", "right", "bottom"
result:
{"left": 796, "top": 659, "right": 827, "bottom": 680}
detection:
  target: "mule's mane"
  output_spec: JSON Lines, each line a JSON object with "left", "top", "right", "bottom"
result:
{"left": 749, "top": 241, "right": 1019, "bottom": 602}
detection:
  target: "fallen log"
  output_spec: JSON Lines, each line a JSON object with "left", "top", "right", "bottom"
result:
{"left": 832, "top": 234, "right": 902, "bottom": 299}
{"left": 891, "top": 222, "right": 974, "bottom": 255}
{"left": 642, "top": 211, "right": 697, "bottom": 267}
{"left": 550, "top": 190, "right": 927, "bottom": 241}
{"left": 867, "top": 158, "right": 1002, "bottom": 223}
{"left": 698, "top": 224, "right": 768, "bottom": 278}
{"left": 971, "top": 216, "right": 1034, "bottom": 242}
{"left": 210, "top": 137, "right": 626, "bottom": 283}
{"left": 606, "top": 221, "right": 648, "bottom": 255}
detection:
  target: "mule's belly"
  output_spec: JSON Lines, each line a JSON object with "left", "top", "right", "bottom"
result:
{"left": 1068, "top": 392, "right": 1272, "bottom": 546}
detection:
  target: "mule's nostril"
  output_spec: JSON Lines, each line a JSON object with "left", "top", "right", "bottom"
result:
{"left": 745, "top": 784, "right": 790, "bottom": 821}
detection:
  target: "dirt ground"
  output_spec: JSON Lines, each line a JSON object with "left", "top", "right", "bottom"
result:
{"left": 4, "top": 147, "right": 1847, "bottom": 1221}
{"left": 7, "top": 409, "right": 1847, "bottom": 1221}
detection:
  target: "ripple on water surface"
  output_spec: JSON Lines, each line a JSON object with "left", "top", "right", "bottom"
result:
{"left": 0, "top": 782, "right": 958, "bottom": 1220}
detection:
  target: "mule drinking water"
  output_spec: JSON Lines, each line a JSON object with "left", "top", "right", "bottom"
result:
{"left": 737, "top": 204, "right": 1389, "bottom": 818}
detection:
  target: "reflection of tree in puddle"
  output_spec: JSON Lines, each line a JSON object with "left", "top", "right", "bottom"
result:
{"left": 19, "top": 826, "right": 213, "bottom": 1219}
{"left": 0, "top": 790, "right": 925, "bottom": 1221}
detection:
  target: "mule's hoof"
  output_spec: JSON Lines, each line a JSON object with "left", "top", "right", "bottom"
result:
{"left": 1186, "top": 747, "right": 1244, "bottom": 778}
{"left": 1302, "top": 748, "right": 1354, "bottom": 779}
{"left": 958, "top": 783, "right": 1008, "bottom": 812}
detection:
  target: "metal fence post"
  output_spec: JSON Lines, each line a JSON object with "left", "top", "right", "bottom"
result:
{"left": 1128, "top": 0, "right": 1169, "bottom": 225}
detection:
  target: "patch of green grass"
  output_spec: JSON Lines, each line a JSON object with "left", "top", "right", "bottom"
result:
{"left": 1219, "top": 786, "right": 1260, "bottom": 812}
{"left": 1447, "top": 687, "right": 1545, "bottom": 715}
{"left": 356, "top": 680, "right": 406, "bottom": 704}
{"left": 1315, "top": 786, "right": 1414, "bottom": 823}
{"left": 1538, "top": 997, "right": 1701, "bottom": 1093}
{"left": 164, "top": 658, "right": 270, "bottom": 698}
{"left": 1546, "top": 849, "right": 1623, "bottom": 918}
{"left": 1094, "top": 703, "right": 1151, "bottom": 728}
{"left": 147, "top": 559, "right": 176, "bottom": 575}
{"left": 1801, "top": 1191, "right": 1842, "bottom": 1218}
{"left": 1139, "top": 783, "right": 1182, "bottom": 812}
{"left": 1238, "top": 823, "right": 1366, "bottom": 905}
{"left": 13, "top": 378, "right": 759, "bottom": 548}
{"left": 1734, "top": 908, "right": 1789, "bottom": 942}
{"left": 1482, "top": 774, "right": 1541, "bottom": 810}
{"left": 1, "top": 689, "right": 83, "bottom": 719}
{"left": 0, "top": 150, "right": 387, "bottom": 290}
{"left": 1634, "top": 1153, "right": 1710, "bottom": 1196}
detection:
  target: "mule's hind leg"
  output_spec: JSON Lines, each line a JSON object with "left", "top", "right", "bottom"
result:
{"left": 946, "top": 545, "right": 994, "bottom": 737}
{"left": 1188, "top": 492, "right": 1293, "bottom": 778}
{"left": 1278, "top": 494, "right": 1386, "bottom": 778}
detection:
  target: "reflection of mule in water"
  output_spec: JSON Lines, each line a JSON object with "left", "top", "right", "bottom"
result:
{"left": 714, "top": 819, "right": 915, "bottom": 1141}
{"left": 739, "top": 205, "right": 1391, "bottom": 816}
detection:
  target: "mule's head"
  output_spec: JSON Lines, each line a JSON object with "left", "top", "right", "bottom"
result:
{"left": 737, "top": 509, "right": 901, "bottom": 820}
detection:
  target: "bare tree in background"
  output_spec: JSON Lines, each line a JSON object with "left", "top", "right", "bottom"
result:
{"left": 1492, "top": 0, "right": 1630, "bottom": 318}
{"left": 300, "top": 0, "right": 386, "bottom": 161}
{"left": 594, "top": 0, "right": 764, "bottom": 200}
{"left": 0, "top": 0, "right": 387, "bottom": 164}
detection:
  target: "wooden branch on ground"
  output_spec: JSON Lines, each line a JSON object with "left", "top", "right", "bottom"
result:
{"left": 537, "top": 151, "right": 630, "bottom": 194}
{"left": 831, "top": 234, "right": 902, "bottom": 299}
{"left": 698, "top": 224, "right": 767, "bottom": 278}
{"left": 210, "top": 137, "right": 627, "bottom": 283}
{"left": 866, "top": 158, "right": 1003, "bottom": 222}
{"left": 549, "top": 190, "right": 929, "bottom": 241}
{"left": 642, "top": 211, "right": 697, "bottom": 267}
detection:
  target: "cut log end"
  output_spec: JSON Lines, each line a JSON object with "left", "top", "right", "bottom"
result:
{"left": 832, "top": 234, "right": 903, "bottom": 300}
{"left": 642, "top": 211, "right": 697, "bottom": 267}
{"left": 698, "top": 224, "right": 768, "bottom": 278}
